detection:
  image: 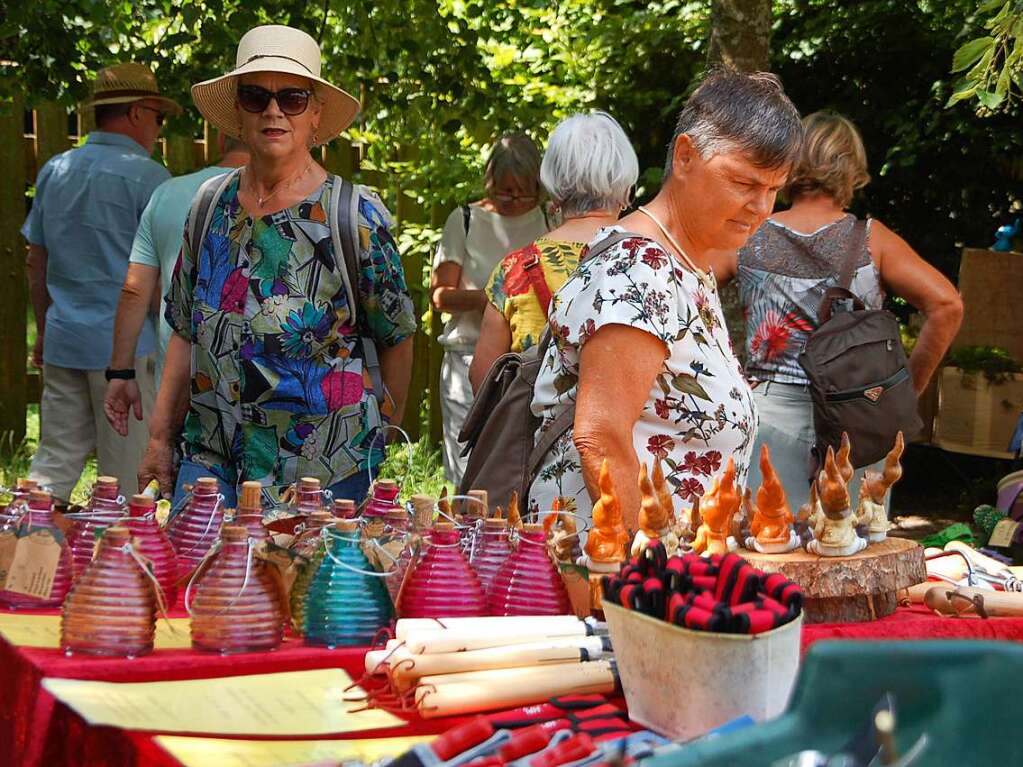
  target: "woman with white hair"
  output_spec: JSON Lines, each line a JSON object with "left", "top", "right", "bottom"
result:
{"left": 432, "top": 134, "right": 548, "bottom": 483}
{"left": 469, "top": 112, "right": 640, "bottom": 392}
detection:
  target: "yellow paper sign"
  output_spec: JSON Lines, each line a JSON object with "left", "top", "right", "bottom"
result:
{"left": 154, "top": 734, "right": 433, "bottom": 767}
{"left": 0, "top": 613, "right": 192, "bottom": 650}
{"left": 988, "top": 518, "right": 1020, "bottom": 548}
{"left": 5, "top": 530, "right": 62, "bottom": 598}
{"left": 42, "top": 668, "right": 403, "bottom": 735}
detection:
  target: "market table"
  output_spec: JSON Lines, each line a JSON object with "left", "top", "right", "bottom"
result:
{"left": 5, "top": 605, "right": 1023, "bottom": 767}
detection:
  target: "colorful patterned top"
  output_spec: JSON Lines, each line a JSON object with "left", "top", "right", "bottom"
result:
{"left": 529, "top": 227, "right": 757, "bottom": 521}
{"left": 737, "top": 215, "right": 884, "bottom": 385}
{"left": 165, "top": 175, "right": 417, "bottom": 503}
{"left": 485, "top": 238, "right": 584, "bottom": 352}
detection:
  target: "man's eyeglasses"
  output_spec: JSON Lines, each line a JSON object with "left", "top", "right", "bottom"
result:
{"left": 237, "top": 85, "right": 312, "bottom": 116}
{"left": 136, "top": 105, "right": 165, "bottom": 126}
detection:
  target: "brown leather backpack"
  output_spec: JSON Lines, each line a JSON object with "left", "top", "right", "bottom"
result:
{"left": 797, "top": 220, "right": 922, "bottom": 472}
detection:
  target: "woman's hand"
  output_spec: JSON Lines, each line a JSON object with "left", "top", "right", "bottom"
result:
{"left": 871, "top": 220, "right": 964, "bottom": 393}
{"left": 104, "top": 379, "right": 143, "bottom": 437}
{"left": 573, "top": 324, "right": 668, "bottom": 532}
{"left": 430, "top": 261, "right": 488, "bottom": 313}
{"left": 137, "top": 437, "right": 176, "bottom": 499}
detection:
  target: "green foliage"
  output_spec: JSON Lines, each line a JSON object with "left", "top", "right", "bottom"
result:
{"left": 946, "top": 344, "right": 1022, "bottom": 383}
{"left": 378, "top": 435, "right": 449, "bottom": 501}
{"left": 773, "top": 0, "right": 1023, "bottom": 284}
{"left": 947, "top": 0, "right": 1023, "bottom": 112}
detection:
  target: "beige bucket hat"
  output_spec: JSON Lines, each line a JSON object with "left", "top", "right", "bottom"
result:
{"left": 191, "top": 24, "right": 360, "bottom": 147}
{"left": 83, "top": 62, "right": 182, "bottom": 115}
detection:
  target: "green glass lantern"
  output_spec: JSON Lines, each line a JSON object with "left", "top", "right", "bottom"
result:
{"left": 304, "top": 520, "right": 394, "bottom": 648}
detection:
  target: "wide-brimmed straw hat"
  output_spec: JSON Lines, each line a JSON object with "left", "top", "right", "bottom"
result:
{"left": 83, "top": 62, "right": 182, "bottom": 115}
{"left": 191, "top": 25, "right": 360, "bottom": 147}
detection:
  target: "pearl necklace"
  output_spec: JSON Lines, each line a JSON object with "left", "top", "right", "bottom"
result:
{"left": 637, "top": 206, "right": 717, "bottom": 293}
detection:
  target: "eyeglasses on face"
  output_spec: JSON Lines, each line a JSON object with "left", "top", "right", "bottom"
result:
{"left": 136, "top": 105, "right": 165, "bottom": 126}
{"left": 492, "top": 192, "right": 539, "bottom": 204}
{"left": 237, "top": 85, "right": 312, "bottom": 116}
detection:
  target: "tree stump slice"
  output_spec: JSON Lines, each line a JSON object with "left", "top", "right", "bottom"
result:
{"left": 738, "top": 537, "right": 926, "bottom": 624}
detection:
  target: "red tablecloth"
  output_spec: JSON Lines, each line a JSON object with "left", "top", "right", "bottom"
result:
{"left": 0, "top": 618, "right": 465, "bottom": 767}
{"left": 5, "top": 605, "right": 1023, "bottom": 767}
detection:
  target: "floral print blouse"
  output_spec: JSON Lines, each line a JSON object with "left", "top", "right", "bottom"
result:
{"left": 529, "top": 227, "right": 757, "bottom": 522}
{"left": 165, "top": 174, "right": 416, "bottom": 503}
{"left": 485, "top": 238, "right": 584, "bottom": 352}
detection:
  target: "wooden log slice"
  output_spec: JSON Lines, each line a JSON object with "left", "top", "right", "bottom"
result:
{"left": 738, "top": 537, "right": 926, "bottom": 624}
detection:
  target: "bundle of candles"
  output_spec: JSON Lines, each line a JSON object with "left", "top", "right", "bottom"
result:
{"left": 601, "top": 542, "right": 803, "bottom": 635}
{"left": 361, "top": 616, "right": 619, "bottom": 718}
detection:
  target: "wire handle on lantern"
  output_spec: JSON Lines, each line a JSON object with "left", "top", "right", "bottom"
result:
{"left": 118, "top": 541, "right": 179, "bottom": 634}
{"left": 319, "top": 526, "right": 399, "bottom": 577}
{"left": 183, "top": 539, "right": 224, "bottom": 616}
{"left": 177, "top": 494, "right": 226, "bottom": 557}
{"left": 364, "top": 423, "right": 415, "bottom": 491}
{"left": 433, "top": 494, "right": 486, "bottom": 529}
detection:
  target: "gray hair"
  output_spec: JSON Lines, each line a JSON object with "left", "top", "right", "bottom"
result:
{"left": 485, "top": 133, "right": 542, "bottom": 192}
{"left": 664, "top": 70, "right": 803, "bottom": 176}
{"left": 540, "top": 112, "right": 639, "bottom": 218}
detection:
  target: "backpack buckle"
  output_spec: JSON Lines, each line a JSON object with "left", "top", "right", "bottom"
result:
{"left": 864, "top": 386, "right": 884, "bottom": 402}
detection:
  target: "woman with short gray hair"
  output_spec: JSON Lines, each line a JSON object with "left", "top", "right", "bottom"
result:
{"left": 432, "top": 133, "right": 548, "bottom": 484}
{"left": 469, "top": 112, "right": 639, "bottom": 392}
{"left": 529, "top": 70, "right": 802, "bottom": 531}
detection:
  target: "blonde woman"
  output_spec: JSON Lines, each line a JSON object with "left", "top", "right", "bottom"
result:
{"left": 725, "top": 111, "right": 963, "bottom": 509}
{"left": 431, "top": 134, "right": 548, "bottom": 483}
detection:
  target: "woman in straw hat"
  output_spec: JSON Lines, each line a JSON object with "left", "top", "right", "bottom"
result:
{"left": 139, "top": 25, "right": 417, "bottom": 508}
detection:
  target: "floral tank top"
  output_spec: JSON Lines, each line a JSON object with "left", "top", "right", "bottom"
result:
{"left": 736, "top": 215, "right": 884, "bottom": 385}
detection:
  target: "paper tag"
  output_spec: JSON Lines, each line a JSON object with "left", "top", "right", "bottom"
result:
{"left": 988, "top": 518, "right": 1020, "bottom": 548}
{"left": 5, "top": 530, "right": 62, "bottom": 599}
{"left": 0, "top": 531, "right": 18, "bottom": 588}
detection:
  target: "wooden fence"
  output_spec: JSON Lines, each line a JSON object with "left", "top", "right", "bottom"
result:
{"left": 0, "top": 101, "right": 445, "bottom": 450}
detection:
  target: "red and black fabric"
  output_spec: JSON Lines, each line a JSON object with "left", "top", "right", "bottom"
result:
{"left": 602, "top": 547, "right": 803, "bottom": 635}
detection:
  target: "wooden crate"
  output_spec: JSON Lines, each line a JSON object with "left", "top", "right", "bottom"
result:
{"left": 933, "top": 367, "right": 1023, "bottom": 459}
{"left": 953, "top": 249, "right": 1023, "bottom": 362}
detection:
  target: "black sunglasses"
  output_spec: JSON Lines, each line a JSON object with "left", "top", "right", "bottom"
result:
{"left": 237, "top": 85, "right": 312, "bottom": 116}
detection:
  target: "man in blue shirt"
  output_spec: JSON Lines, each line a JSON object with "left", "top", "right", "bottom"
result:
{"left": 103, "top": 135, "right": 250, "bottom": 437}
{"left": 23, "top": 62, "right": 180, "bottom": 502}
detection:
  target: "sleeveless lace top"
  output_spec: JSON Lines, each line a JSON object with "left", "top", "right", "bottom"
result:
{"left": 736, "top": 215, "right": 884, "bottom": 385}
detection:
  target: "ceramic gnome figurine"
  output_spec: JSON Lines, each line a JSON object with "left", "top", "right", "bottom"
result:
{"left": 806, "top": 446, "right": 867, "bottom": 557}
{"left": 631, "top": 462, "right": 680, "bottom": 556}
{"left": 543, "top": 498, "right": 580, "bottom": 564}
{"left": 693, "top": 457, "right": 740, "bottom": 556}
{"left": 577, "top": 460, "right": 629, "bottom": 574}
{"left": 506, "top": 491, "right": 524, "bottom": 531}
{"left": 745, "top": 445, "right": 799, "bottom": 554}
{"left": 855, "top": 432, "right": 905, "bottom": 543}
{"left": 795, "top": 480, "right": 820, "bottom": 546}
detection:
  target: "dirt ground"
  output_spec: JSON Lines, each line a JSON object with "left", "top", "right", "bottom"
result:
{"left": 888, "top": 444, "right": 1018, "bottom": 541}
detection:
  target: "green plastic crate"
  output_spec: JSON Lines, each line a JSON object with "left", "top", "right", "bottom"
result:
{"left": 646, "top": 640, "right": 1023, "bottom": 766}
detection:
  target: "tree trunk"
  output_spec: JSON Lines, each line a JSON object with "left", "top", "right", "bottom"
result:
{"left": 707, "top": 0, "right": 772, "bottom": 73}
{"left": 707, "top": 0, "right": 772, "bottom": 362}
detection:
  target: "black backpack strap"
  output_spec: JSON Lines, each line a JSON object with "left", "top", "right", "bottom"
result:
{"left": 329, "top": 176, "right": 385, "bottom": 404}
{"left": 462, "top": 204, "right": 472, "bottom": 236}
{"left": 187, "top": 169, "right": 239, "bottom": 260}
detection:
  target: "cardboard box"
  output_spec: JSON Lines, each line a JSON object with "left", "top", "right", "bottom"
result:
{"left": 953, "top": 249, "right": 1023, "bottom": 362}
{"left": 933, "top": 367, "right": 1023, "bottom": 458}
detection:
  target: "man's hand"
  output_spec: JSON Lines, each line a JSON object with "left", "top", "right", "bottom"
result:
{"left": 31, "top": 335, "right": 44, "bottom": 369}
{"left": 104, "top": 379, "right": 143, "bottom": 437}
{"left": 138, "top": 437, "right": 176, "bottom": 499}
